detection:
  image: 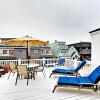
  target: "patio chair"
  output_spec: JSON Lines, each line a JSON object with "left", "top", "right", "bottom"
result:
{"left": 15, "top": 65, "right": 32, "bottom": 85}
{"left": 29, "top": 59, "right": 36, "bottom": 64}
{"left": 34, "top": 66, "right": 46, "bottom": 78}
{"left": 49, "top": 60, "right": 86, "bottom": 78}
{"left": 7, "top": 62, "right": 17, "bottom": 79}
{"left": 52, "top": 65, "right": 100, "bottom": 93}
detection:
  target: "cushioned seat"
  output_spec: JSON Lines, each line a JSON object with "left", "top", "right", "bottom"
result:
{"left": 79, "top": 77, "right": 92, "bottom": 85}
{"left": 49, "top": 60, "right": 86, "bottom": 78}
{"left": 52, "top": 69, "right": 74, "bottom": 73}
{"left": 53, "top": 65, "right": 100, "bottom": 93}
{"left": 58, "top": 77, "right": 80, "bottom": 86}
{"left": 58, "top": 77, "right": 92, "bottom": 86}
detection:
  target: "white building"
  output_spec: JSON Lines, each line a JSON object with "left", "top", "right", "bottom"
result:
{"left": 89, "top": 28, "right": 100, "bottom": 69}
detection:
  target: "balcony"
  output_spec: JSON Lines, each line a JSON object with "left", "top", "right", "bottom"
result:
{"left": 59, "top": 46, "right": 68, "bottom": 50}
{"left": 41, "top": 51, "right": 54, "bottom": 58}
{"left": 79, "top": 49, "right": 91, "bottom": 54}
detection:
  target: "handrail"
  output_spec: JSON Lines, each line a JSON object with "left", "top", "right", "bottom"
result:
{"left": 0, "top": 58, "right": 92, "bottom": 69}
{"left": 0, "top": 58, "right": 58, "bottom": 67}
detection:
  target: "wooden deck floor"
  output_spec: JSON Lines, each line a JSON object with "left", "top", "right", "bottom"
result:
{"left": 0, "top": 67, "right": 100, "bottom": 100}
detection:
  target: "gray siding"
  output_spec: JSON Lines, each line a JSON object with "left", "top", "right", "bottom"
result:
{"left": 14, "top": 49, "right": 27, "bottom": 59}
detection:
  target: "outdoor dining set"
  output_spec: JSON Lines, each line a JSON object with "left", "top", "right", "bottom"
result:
{"left": 7, "top": 61, "right": 46, "bottom": 85}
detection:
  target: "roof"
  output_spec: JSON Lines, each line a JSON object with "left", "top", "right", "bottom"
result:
{"left": 0, "top": 37, "right": 15, "bottom": 39}
{"left": 0, "top": 45, "right": 27, "bottom": 49}
{"left": 67, "top": 42, "right": 91, "bottom": 48}
{"left": 31, "top": 46, "right": 51, "bottom": 49}
{"left": 89, "top": 28, "right": 100, "bottom": 33}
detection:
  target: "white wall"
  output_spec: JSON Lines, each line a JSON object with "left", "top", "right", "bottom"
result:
{"left": 90, "top": 31, "right": 100, "bottom": 68}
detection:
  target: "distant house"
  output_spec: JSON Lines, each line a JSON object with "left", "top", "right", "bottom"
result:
{"left": 0, "top": 46, "right": 16, "bottom": 60}
{"left": 30, "top": 46, "right": 54, "bottom": 59}
{"left": 14, "top": 47, "right": 27, "bottom": 59}
{"left": 0, "top": 38, "right": 54, "bottom": 59}
{"left": 67, "top": 42, "right": 91, "bottom": 60}
{"left": 67, "top": 46, "right": 80, "bottom": 60}
{"left": 0, "top": 38, "right": 28, "bottom": 60}
{"left": 50, "top": 40, "right": 68, "bottom": 58}
{"left": 0, "top": 45, "right": 27, "bottom": 60}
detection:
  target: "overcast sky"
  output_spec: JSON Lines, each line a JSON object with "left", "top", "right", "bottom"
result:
{"left": 0, "top": 0, "right": 100, "bottom": 44}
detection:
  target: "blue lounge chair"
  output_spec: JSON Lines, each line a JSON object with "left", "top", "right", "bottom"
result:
{"left": 56, "top": 58, "right": 65, "bottom": 66}
{"left": 52, "top": 65, "right": 100, "bottom": 93}
{"left": 49, "top": 60, "right": 86, "bottom": 78}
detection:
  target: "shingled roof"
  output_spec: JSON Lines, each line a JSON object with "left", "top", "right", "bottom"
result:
{"left": 67, "top": 42, "right": 91, "bottom": 48}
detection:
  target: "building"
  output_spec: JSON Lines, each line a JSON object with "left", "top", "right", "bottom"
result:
{"left": 0, "top": 46, "right": 16, "bottom": 60}
{"left": 89, "top": 28, "right": 100, "bottom": 68}
{"left": 30, "top": 46, "right": 54, "bottom": 59}
{"left": 67, "top": 46, "right": 80, "bottom": 60}
{"left": 0, "top": 45, "right": 27, "bottom": 60}
{"left": 0, "top": 38, "right": 27, "bottom": 59}
{"left": 67, "top": 42, "right": 91, "bottom": 60}
{"left": 50, "top": 40, "right": 68, "bottom": 58}
{"left": 0, "top": 38, "right": 54, "bottom": 59}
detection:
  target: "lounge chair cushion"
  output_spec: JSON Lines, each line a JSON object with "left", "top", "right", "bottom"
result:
{"left": 79, "top": 77, "right": 93, "bottom": 86}
{"left": 95, "top": 66, "right": 100, "bottom": 73}
{"left": 58, "top": 76, "right": 93, "bottom": 86}
{"left": 52, "top": 60, "right": 86, "bottom": 74}
{"left": 54, "top": 66, "right": 100, "bottom": 93}
{"left": 74, "top": 60, "right": 86, "bottom": 72}
{"left": 89, "top": 67, "right": 100, "bottom": 84}
{"left": 58, "top": 77, "right": 80, "bottom": 86}
{"left": 58, "top": 66, "right": 100, "bottom": 86}
{"left": 52, "top": 69, "right": 74, "bottom": 74}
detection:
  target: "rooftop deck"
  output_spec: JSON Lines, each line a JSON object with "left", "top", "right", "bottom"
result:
{"left": 0, "top": 67, "right": 100, "bottom": 100}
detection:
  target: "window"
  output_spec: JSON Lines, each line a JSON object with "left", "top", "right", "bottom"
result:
{"left": 41, "top": 50, "right": 44, "bottom": 54}
{"left": 3, "top": 50, "right": 8, "bottom": 54}
{"left": 9, "top": 50, "right": 14, "bottom": 55}
{"left": 61, "top": 50, "right": 66, "bottom": 53}
{"left": 34, "top": 50, "right": 38, "bottom": 53}
{"left": 46, "top": 50, "right": 49, "bottom": 53}
{"left": 19, "top": 50, "right": 22, "bottom": 53}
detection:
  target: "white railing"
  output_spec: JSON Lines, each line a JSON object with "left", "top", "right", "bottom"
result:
{"left": 0, "top": 58, "right": 92, "bottom": 70}
{"left": 0, "top": 58, "right": 58, "bottom": 67}
{"left": 0, "top": 60, "right": 19, "bottom": 66}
